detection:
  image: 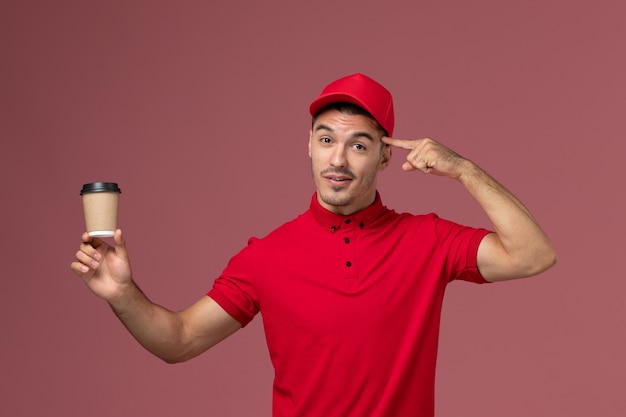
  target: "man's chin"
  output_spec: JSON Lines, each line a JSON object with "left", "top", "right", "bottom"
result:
{"left": 318, "top": 190, "right": 352, "bottom": 208}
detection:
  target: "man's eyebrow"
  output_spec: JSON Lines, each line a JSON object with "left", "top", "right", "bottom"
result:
{"left": 314, "top": 124, "right": 333, "bottom": 133}
{"left": 313, "top": 124, "right": 375, "bottom": 141}
{"left": 352, "top": 131, "right": 375, "bottom": 142}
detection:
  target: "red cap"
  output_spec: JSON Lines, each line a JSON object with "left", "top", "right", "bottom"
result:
{"left": 309, "top": 73, "right": 394, "bottom": 136}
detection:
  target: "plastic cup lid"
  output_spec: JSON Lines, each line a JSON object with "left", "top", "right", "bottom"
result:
{"left": 80, "top": 182, "right": 122, "bottom": 195}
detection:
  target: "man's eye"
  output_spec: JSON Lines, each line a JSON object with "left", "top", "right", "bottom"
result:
{"left": 320, "top": 137, "right": 332, "bottom": 143}
{"left": 353, "top": 143, "right": 365, "bottom": 151}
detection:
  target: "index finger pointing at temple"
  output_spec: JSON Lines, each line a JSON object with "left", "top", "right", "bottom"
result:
{"left": 382, "top": 137, "right": 417, "bottom": 150}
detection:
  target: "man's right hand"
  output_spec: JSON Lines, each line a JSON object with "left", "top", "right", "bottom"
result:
{"left": 70, "top": 228, "right": 241, "bottom": 363}
{"left": 71, "top": 229, "right": 133, "bottom": 303}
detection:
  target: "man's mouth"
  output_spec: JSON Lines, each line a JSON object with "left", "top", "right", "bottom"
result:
{"left": 322, "top": 172, "right": 355, "bottom": 187}
{"left": 326, "top": 176, "right": 351, "bottom": 182}
{"left": 321, "top": 169, "right": 355, "bottom": 183}
{"left": 320, "top": 169, "right": 355, "bottom": 189}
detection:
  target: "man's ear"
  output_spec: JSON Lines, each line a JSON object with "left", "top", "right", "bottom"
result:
{"left": 379, "top": 143, "right": 392, "bottom": 170}
{"left": 308, "top": 130, "right": 312, "bottom": 158}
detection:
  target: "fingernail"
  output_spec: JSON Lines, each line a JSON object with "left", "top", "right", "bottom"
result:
{"left": 91, "top": 261, "right": 99, "bottom": 269}
{"left": 93, "top": 253, "right": 101, "bottom": 261}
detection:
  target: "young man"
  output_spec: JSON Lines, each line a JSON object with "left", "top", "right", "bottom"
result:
{"left": 72, "top": 73, "right": 556, "bottom": 416}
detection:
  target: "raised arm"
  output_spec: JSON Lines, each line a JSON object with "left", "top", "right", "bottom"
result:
{"left": 70, "top": 229, "right": 241, "bottom": 363}
{"left": 382, "top": 137, "right": 557, "bottom": 282}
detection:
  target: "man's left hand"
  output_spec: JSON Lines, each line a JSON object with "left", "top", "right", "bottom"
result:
{"left": 382, "top": 137, "right": 468, "bottom": 179}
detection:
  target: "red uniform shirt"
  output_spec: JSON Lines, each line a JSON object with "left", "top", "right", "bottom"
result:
{"left": 208, "top": 193, "right": 491, "bottom": 417}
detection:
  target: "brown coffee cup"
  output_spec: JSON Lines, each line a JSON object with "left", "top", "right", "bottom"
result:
{"left": 80, "top": 182, "right": 122, "bottom": 238}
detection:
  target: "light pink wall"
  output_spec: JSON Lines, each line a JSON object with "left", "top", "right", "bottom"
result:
{"left": 2, "top": 1, "right": 625, "bottom": 416}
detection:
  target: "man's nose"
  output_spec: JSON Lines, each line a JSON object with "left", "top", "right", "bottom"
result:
{"left": 330, "top": 146, "right": 347, "bottom": 167}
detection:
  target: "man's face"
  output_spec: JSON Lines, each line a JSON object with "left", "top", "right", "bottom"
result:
{"left": 309, "top": 109, "right": 391, "bottom": 215}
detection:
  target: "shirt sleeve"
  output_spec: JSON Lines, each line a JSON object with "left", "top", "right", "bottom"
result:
{"left": 207, "top": 238, "right": 260, "bottom": 327}
{"left": 433, "top": 216, "right": 492, "bottom": 284}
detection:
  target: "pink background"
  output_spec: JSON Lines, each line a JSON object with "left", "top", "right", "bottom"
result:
{"left": 2, "top": 1, "right": 625, "bottom": 416}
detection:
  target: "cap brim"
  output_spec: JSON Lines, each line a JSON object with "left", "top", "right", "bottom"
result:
{"left": 309, "top": 93, "right": 370, "bottom": 117}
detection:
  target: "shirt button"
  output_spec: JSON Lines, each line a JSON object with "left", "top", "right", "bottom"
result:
{"left": 346, "top": 261, "right": 352, "bottom": 267}
{"left": 359, "top": 222, "right": 364, "bottom": 228}
{"left": 331, "top": 226, "right": 336, "bottom": 232}
{"left": 345, "top": 219, "right": 351, "bottom": 224}
{"left": 344, "top": 238, "right": 350, "bottom": 244}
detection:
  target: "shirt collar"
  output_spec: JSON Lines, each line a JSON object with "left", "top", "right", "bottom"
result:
{"left": 309, "top": 191, "right": 386, "bottom": 232}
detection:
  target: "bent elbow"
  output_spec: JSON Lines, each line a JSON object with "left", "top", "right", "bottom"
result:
{"left": 158, "top": 346, "right": 204, "bottom": 364}
{"left": 548, "top": 249, "right": 558, "bottom": 268}
{"left": 543, "top": 248, "right": 558, "bottom": 271}
{"left": 157, "top": 343, "right": 217, "bottom": 365}
{"left": 161, "top": 355, "right": 186, "bottom": 365}
{"left": 526, "top": 247, "right": 558, "bottom": 277}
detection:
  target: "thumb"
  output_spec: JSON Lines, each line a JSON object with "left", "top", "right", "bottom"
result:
{"left": 113, "top": 229, "right": 128, "bottom": 257}
{"left": 402, "top": 160, "right": 418, "bottom": 171}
